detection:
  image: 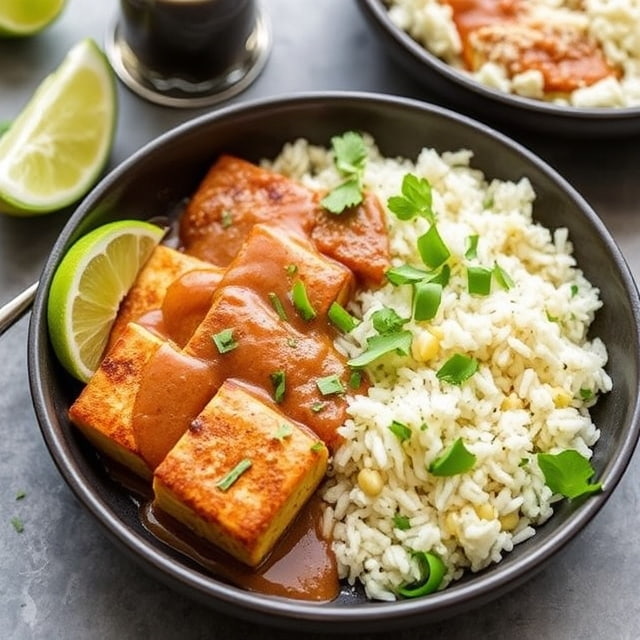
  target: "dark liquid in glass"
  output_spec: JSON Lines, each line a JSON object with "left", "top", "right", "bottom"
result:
{"left": 120, "top": 0, "right": 257, "bottom": 82}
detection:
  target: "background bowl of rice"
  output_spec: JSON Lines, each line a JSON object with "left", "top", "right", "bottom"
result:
{"left": 357, "top": 0, "right": 640, "bottom": 137}
{"left": 29, "top": 92, "right": 640, "bottom": 631}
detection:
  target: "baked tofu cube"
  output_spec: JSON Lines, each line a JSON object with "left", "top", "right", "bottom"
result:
{"left": 153, "top": 380, "right": 328, "bottom": 567}
{"left": 69, "top": 323, "right": 165, "bottom": 480}
{"left": 108, "top": 245, "right": 223, "bottom": 352}
{"left": 218, "top": 223, "right": 354, "bottom": 324}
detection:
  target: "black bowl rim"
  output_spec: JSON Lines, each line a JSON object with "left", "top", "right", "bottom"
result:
{"left": 358, "top": 0, "right": 640, "bottom": 124}
{"left": 27, "top": 91, "right": 640, "bottom": 629}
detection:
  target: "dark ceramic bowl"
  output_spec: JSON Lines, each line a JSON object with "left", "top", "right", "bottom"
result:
{"left": 357, "top": 0, "right": 640, "bottom": 137}
{"left": 28, "top": 93, "right": 640, "bottom": 632}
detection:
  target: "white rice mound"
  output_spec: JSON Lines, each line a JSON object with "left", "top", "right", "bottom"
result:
{"left": 386, "top": 0, "right": 640, "bottom": 108}
{"left": 266, "top": 137, "right": 612, "bottom": 601}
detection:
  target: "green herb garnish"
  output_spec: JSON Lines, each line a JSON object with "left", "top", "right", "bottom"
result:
{"left": 436, "top": 354, "right": 478, "bottom": 385}
{"left": 348, "top": 369, "right": 362, "bottom": 389}
{"left": 417, "top": 225, "right": 450, "bottom": 269}
{"left": 220, "top": 210, "right": 233, "bottom": 229}
{"left": 413, "top": 281, "right": 442, "bottom": 321}
{"left": 570, "top": 284, "right": 579, "bottom": 298}
{"left": 397, "top": 551, "right": 446, "bottom": 598}
{"left": 493, "top": 262, "right": 514, "bottom": 290}
{"left": 15, "top": 490, "right": 26, "bottom": 501}
{"left": 10, "top": 516, "right": 24, "bottom": 533}
{"left": 387, "top": 173, "right": 434, "bottom": 222}
{"left": 268, "top": 292, "right": 289, "bottom": 321}
{"left": 393, "top": 514, "right": 411, "bottom": 530}
{"left": 270, "top": 370, "right": 286, "bottom": 403}
{"left": 389, "top": 420, "right": 412, "bottom": 442}
{"left": 537, "top": 450, "right": 602, "bottom": 500}
{"left": 467, "top": 265, "right": 492, "bottom": 296}
{"left": 311, "top": 401, "right": 327, "bottom": 413}
{"left": 348, "top": 331, "right": 413, "bottom": 368}
{"left": 311, "top": 441, "right": 325, "bottom": 453}
{"left": 321, "top": 131, "right": 367, "bottom": 214}
{"left": 316, "top": 374, "right": 345, "bottom": 396}
{"left": 212, "top": 328, "right": 238, "bottom": 354}
{"left": 386, "top": 264, "right": 431, "bottom": 286}
{"left": 216, "top": 458, "right": 252, "bottom": 491}
{"left": 371, "top": 306, "right": 409, "bottom": 335}
{"left": 273, "top": 423, "right": 293, "bottom": 442}
{"left": 291, "top": 279, "right": 317, "bottom": 321}
{"left": 286, "top": 337, "right": 298, "bottom": 348}
{"left": 579, "top": 388, "right": 594, "bottom": 401}
{"left": 328, "top": 301, "right": 359, "bottom": 333}
{"left": 285, "top": 263, "right": 298, "bottom": 277}
{"left": 428, "top": 438, "right": 476, "bottom": 476}
{"left": 464, "top": 234, "right": 479, "bottom": 259}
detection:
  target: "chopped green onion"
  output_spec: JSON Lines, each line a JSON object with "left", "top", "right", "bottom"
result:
{"left": 579, "top": 388, "right": 594, "bottom": 401}
{"left": 393, "top": 514, "right": 411, "bottom": 530}
{"left": 348, "top": 331, "right": 413, "bottom": 368}
{"left": 10, "top": 517, "right": 24, "bottom": 533}
{"left": 311, "top": 441, "right": 325, "bottom": 453}
{"left": 285, "top": 263, "right": 298, "bottom": 277}
{"left": 546, "top": 310, "right": 559, "bottom": 322}
{"left": 570, "top": 284, "right": 579, "bottom": 298}
{"left": 417, "top": 225, "right": 450, "bottom": 269}
{"left": 291, "top": 279, "right": 317, "bottom": 321}
{"left": 467, "top": 265, "right": 492, "bottom": 296}
{"left": 311, "top": 401, "right": 327, "bottom": 413}
{"left": 537, "top": 450, "right": 602, "bottom": 499}
{"left": 427, "top": 264, "right": 450, "bottom": 287}
{"left": 372, "top": 306, "right": 408, "bottom": 335}
{"left": 348, "top": 369, "right": 362, "bottom": 389}
{"left": 387, "top": 173, "right": 434, "bottom": 222}
{"left": 328, "top": 301, "right": 359, "bottom": 333}
{"left": 464, "top": 234, "right": 479, "bottom": 259}
{"left": 397, "top": 551, "right": 446, "bottom": 598}
{"left": 493, "top": 262, "right": 514, "bottom": 290}
{"left": 436, "top": 354, "right": 478, "bottom": 385}
{"left": 15, "top": 490, "right": 26, "bottom": 501}
{"left": 270, "top": 370, "right": 286, "bottom": 403}
{"left": 428, "top": 438, "right": 476, "bottom": 476}
{"left": 212, "top": 328, "right": 238, "bottom": 354}
{"left": 220, "top": 210, "right": 233, "bottom": 229}
{"left": 273, "top": 423, "right": 293, "bottom": 442}
{"left": 216, "top": 458, "right": 252, "bottom": 491}
{"left": 413, "top": 281, "right": 442, "bottom": 321}
{"left": 389, "top": 420, "right": 412, "bottom": 442}
{"left": 386, "top": 264, "right": 431, "bottom": 286}
{"left": 316, "top": 375, "right": 345, "bottom": 396}
{"left": 519, "top": 457, "right": 529, "bottom": 467}
{"left": 268, "top": 292, "right": 289, "bottom": 321}
{"left": 420, "top": 423, "right": 429, "bottom": 431}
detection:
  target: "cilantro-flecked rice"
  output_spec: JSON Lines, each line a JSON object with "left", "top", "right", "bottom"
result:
{"left": 265, "top": 136, "right": 611, "bottom": 601}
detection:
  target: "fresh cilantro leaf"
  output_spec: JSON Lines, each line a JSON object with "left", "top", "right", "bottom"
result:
{"left": 387, "top": 173, "right": 434, "bottom": 222}
{"left": 393, "top": 514, "right": 411, "bottom": 530}
{"left": 320, "top": 177, "right": 363, "bottom": 213}
{"left": 537, "top": 450, "right": 602, "bottom": 500}
{"left": 371, "top": 307, "right": 409, "bottom": 335}
{"left": 348, "top": 331, "right": 413, "bottom": 368}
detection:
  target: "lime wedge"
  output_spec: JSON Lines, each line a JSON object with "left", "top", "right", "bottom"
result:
{"left": 0, "top": 38, "right": 117, "bottom": 216}
{"left": 47, "top": 220, "right": 165, "bottom": 382}
{"left": 0, "top": 0, "right": 66, "bottom": 37}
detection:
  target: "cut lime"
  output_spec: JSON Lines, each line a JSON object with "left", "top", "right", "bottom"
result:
{"left": 0, "top": 0, "right": 66, "bottom": 37}
{"left": 0, "top": 38, "right": 117, "bottom": 216}
{"left": 47, "top": 220, "right": 165, "bottom": 382}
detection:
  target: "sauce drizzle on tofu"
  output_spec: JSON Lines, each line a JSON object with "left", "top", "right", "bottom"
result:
{"left": 68, "top": 151, "right": 390, "bottom": 601}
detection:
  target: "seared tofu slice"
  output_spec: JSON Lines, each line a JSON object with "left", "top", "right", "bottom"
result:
{"left": 179, "top": 155, "right": 317, "bottom": 266}
{"left": 108, "top": 245, "right": 223, "bottom": 352}
{"left": 311, "top": 191, "right": 390, "bottom": 286}
{"left": 185, "top": 285, "right": 352, "bottom": 450}
{"left": 69, "top": 323, "right": 165, "bottom": 480}
{"left": 153, "top": 380, "right": 329, "bottom": 567}
{"left": 218, "top": 223, "right": 354, "bottom": 326}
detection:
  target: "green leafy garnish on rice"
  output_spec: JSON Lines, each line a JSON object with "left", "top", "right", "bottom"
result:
{"left": 417, "top": 225, "right": 451, "bottom": 269}
{"left": 347, "top": 331, "right": 413, "bottom": 368}
{"left": 428, "top": 438, "right": 477, "bottom": 476}
{"left": 321, "top": 131, "right": 367, "bottom": 214}
{"left": 387, "top": 173, "right": 435, "bottom": 222}
{"left": 436, "top": 354, "right": 478, "bottom": 385}
{"left": 537, "top": 450, "right": 602, "bottom": 500}
{"left": 397, "top": 551, "right": 446, "bottom": 598}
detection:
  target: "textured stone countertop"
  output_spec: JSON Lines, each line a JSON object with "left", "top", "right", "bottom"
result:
{"left": 1, "top": 1, "right": 639, "bottom": 638}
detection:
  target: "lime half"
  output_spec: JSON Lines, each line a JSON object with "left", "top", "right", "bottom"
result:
{"left": 0, "top": 0, "right": 66, "bottom": 37}
{"left": 0, "top": 38, "right": 117, "bottom": 215}
{"left": 47, "top": 220, "right": 165, "bottom": 382}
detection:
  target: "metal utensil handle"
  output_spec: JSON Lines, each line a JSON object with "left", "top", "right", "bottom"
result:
{"left": 0, "top": 281, "right": 38, "bottom": 337}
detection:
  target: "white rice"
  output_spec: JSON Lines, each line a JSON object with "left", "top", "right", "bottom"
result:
{"left": 265, "top": 136, "right": 611, "bottom": 601}
{"left": 386, "top": 0, "right": 640, "bottom": 108}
